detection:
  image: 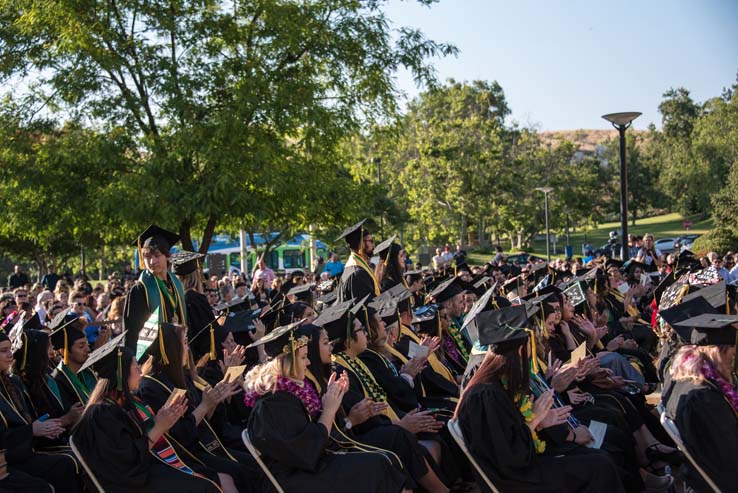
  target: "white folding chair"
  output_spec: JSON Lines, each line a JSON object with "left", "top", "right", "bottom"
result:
{"left": 68, "top": 435, "right": 106, "bottom": 493}
{"left": 447, "top": 419, "right": 501, "bottom": 493}
{"left": 659, "top": 413, "right": 721, "bottom": 493}
{"left": 241, "top": 428, "right": 285, "bottom": 493}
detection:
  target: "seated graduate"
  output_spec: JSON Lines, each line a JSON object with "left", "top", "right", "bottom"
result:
{"left": 318, "top": 298, "right": 451, "bottom": 493}
{"left": 135, "top": 322, "right": 260, "bottom": 493}
{"left": 374, "top": 237, "right": 408, "bottom": 293}
{"left": 13, "top": 330, "right": 82, "bottom": 447}
{"left": 0, "top": 330, "right": 81, "bottom": 493}
{"left": 73, "top": 336, "right": 222, "bottom": 492}
{"left": 454, "top": 320, "right": 626, "bottom": 493}
{"left": 50, "top": 321, "right": 97, "bottom": 407}
{"left": 428, "top": 277, "right": 471, "bottom": 374}
{"left": 243, "top": 320, "right": 408, "bottom": 493}
{"left": 663, "top": 313, "right": 738, "bottom": 492}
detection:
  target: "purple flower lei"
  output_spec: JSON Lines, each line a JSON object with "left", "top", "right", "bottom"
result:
{"left": 701, "top": 359, "right": 738, "bottom": 414}
{"left": 243, "top": 376, "right": 322, "bottom": 417}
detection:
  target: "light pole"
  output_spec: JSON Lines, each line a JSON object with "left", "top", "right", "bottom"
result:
{"left": 602, "top": 112, "right": 641, "bottom": 261}
{"left": 535, "top": 186, "right": 554, "bottom": 262}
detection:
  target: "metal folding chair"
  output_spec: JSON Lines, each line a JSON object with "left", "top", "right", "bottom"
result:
{"left": 241, "top": 428, "right": 285, "bottom": 493}
{"left": 447, "top": 419, "right": 500, "bottom": 493}
{"left": 68, "top": 435, "right": 106, "bottom": 493}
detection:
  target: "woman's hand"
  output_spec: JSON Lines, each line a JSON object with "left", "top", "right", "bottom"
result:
{"left": 249, "top": 319, "right": 266, "bottom": 342}
{"left": 572, "top": 425, "right": 594, "bottom": 445}
{"left": 567, "top": 388, "right": 591, "bottom": 406}
{"left": 60, "top": 402, "right": 84, "bottom": 427}
{"left": 321, "top": 372, "right": 348, "bottom": 416}
{"left": 545, "top": 358, "right": 562, "bottom": 380}
{"left": 538, "top": 405, "right": 571, "bottom": 429}
{"left": 531, "top": 390, "right": 554, "bottom": 429}
{"left": 222, "top": 345, "right": 246, "bottom": 369}
{"left": 551, "top": 364, "right": 577, "bottom": 392}
{"left": 32, "top": 418, "right": 65, "bottom": 439}
{"left": 400, "top": 357, "right": 426, "bottom": 378}
{"left": 419, "top": 336, "right": 441, "bottom": 353}
{"left": 605, "top": 335, "right": 624, "bottom": 352}
{"left": 154, "top": 395, "right": 189, "bottom": 432}
{"left": 397, "top": 409, "right": 443, "bottom": 434}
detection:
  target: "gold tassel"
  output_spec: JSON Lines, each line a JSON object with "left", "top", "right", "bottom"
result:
{"left": 526, "top": 329, "right": 539, "bottom": 374}
{"left": 289, "top": 333, "right": 297, "bottom": 378}
{"left": 364, "top": 307, "right": 372, "bottom": 339}
{"left": 116, "top": 348, "right": 123, "bottom": 391}
{"left": 437, "top": 313, "right": 442, "bottom": 339}
{"left": 209, "top": 326, "right": 216, "bottom": 361}
{"left": 159, "top": 326, "right": 169, "bottom": 365}
{"left": 63, "top": 329, "right": 69, "bottom": 365}
{"left": 358, "top": 225, "right": 364, "bottom": 255}
{"left": 21, "top": 333, "right": 28, "bottom": 370}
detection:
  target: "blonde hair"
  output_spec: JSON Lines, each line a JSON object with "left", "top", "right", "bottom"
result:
{"left": 670, "top": 345, "right": 732, "bottom": 382}
{"left": 178, "top": 270, "right": 203, "bottom": 292}
{"left": 243, "top": 353, "right": 292, "bottom": 396}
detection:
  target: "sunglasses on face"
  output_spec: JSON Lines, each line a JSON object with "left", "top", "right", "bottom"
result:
{"left": 73, "top": 301, "right": 86, "bottom": 307}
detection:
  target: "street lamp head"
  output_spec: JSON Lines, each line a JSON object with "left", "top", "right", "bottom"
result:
{"left": 535, "top": 186, "right": 554, "bottom": 194}
{"left": 602, "top": 112, "right": 642, "bottom": 128}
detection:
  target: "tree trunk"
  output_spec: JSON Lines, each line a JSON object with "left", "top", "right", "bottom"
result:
{"left": 179, "top": 219, "right": 194, "bottom": 251}
{"left": 460, "top": 214, "right": 467, "bottom": 247}
{"left": 198, "top": 216, "right": 218, "bottom": 254}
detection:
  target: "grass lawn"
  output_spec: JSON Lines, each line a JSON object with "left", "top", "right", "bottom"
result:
{"left": 466, "top": 212, "right": 714, "bottom": 265}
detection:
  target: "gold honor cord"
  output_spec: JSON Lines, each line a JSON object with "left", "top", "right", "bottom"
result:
{"left": 399, "top": 324, "right": 456, "bottom": 385}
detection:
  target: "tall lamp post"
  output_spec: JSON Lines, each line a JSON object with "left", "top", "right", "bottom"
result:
{"left": 602, "top": 112, "right": 641, "bottom": 261}
{"left": 535, "top": 186, "right": 554, "bottom": 262}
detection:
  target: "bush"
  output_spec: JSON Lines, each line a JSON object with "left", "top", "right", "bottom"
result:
{"left": 690, "top": 228, "right": 738, "bottom": 256}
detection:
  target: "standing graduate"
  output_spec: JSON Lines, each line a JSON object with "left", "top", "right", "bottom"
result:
{"left": 72, "top": 340, "right": 222, "bottom": 492}
{"left": 244, "top": 321, "right": 408, "bottom": 493}
{"left": 124, "top": 225, "right": 188, "bottom": 357}
{"left": 454, "top": 322, "right": 625, "bottom": 493}
{"left": 664, "top": 313, "right": 738, "bottom": 492}
{"left": 50, "top": 323, "right": 97, "bottom": 408}
{"left": 0, "top": 331, "right": 81, "bottom": 493}
{"left": 337, "top": 219, "right": 380, "bottom": 303}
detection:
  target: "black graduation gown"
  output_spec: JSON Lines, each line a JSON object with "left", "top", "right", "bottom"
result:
{"left": 247, "top": 391, "right": 406, "bottom": 493}
{"left": 23, "top": 376, "right": 72, "bottom": 449}
{"left": 338, "top": 264, "right": 376, "bottom": 303}
{"left": 124, "top": 279, "right": 178, "bottom": 353}
{"left": 457, "top": 381, "right": 625, "bottom": 493}
{"left": 664, "top": 378, "right": 738, "bottom": 492}
{"left": 185, "top": 289, "right": 217, "bottom": 360}
{"left": 51, "top": 366, "right": 96, "bottom": 409}
{"left": 359, "top": 349, "right": 418, "bottom": 414}
{"left": 396, "top": 332, "right": 459, "bottom": 399}
{"left": 73, "top": 400, "right": 221, "bottom": 492}
{"left": 137, "top": 372, "right": 261, "bottom": 493}
{"left": 0, "top": 374, "right": 80, "bottom": 493}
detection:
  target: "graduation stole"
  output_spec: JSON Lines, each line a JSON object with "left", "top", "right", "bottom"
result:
{"left": 45, "top": 375, "right": 64, "bottom": 409}
{"left": 399, "top": 324, "right": 457, "bottom": 385}
{"left": 346, "top": 252, "right": 380, "bottom": 296}
{"left": 364, "top": 348, "right": 400, "bottom": 378}
{"left": 57, "top": 363, "right": 97, "bottom": 404}
{"left": 139, "top": 270, "right": 187, "bottom": 325}
{"left": 332, "top": 352, "right": 399, "bottom": 420}
{"left": 608, "top": 290, "right": 649, "bottom": 324}
{"left": 130, "top": 398, "right": 210, "bottom": 480}
{"left": 143, "top": 375, "right": 237, "bottom": 462}
{"left": 445, "top": 321, "right": 469, "bottom": 362}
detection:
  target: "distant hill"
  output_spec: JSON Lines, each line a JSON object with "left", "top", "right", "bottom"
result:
{"left": 540, "top": 129, "right": 648, "bottom": 154}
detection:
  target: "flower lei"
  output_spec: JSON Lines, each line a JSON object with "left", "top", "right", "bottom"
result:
{"left": 501, "top": 377, "right": 546, "bottom": 454}
{"left": 701, "top": 359, "right": 738, "bottom": 416}
{"left": 243, "top": 376, "right": 323, "bottom": 417}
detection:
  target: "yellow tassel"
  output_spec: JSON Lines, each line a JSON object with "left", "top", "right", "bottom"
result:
{"left": 526, "top": 329, "right": 539, "bottom": 374}
{"left": 159, "top": 326, "right": 169, "bottom": 365}
{"left": 209, "top": 326, "right": 216, "bottom": 361}
{"left": 289, "top": 333, "right": 296, "bottom": 378}
{"left": 364, "top": 307, "right": 372, "bottom": 339}
{"left": 437, "top": 313, "right": 442, "bottom": 339}
{"left": 63, "top": 329, "right": 69, "bottom": 365}
{"left": 358, "top": 225, "right": 364, "bottom": 255}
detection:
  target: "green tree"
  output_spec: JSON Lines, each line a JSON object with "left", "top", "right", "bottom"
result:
{"left": 0, "top": 0, "right": 456, "bottom": 253}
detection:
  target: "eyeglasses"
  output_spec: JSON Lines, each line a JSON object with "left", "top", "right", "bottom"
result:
{"left": 73, "top": 301, "right": 86, "bottom": 307}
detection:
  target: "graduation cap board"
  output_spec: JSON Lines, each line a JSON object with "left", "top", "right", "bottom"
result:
{"left": 671, "top": 314, "right": 738, "bottom": 346}
{"left": 563, "top": 282, "right": 587, "bottom": 308}
{"left": 49, "top": 307, "right": 72, "bottom": 332}
{"left": 689, "top": 266, "right": 722, "bottom": 286}
{"left": 460, "top": 285, "right": 497, "bottom": 344}
{"left": 171, "top": 251, "right": 206, "bottom": 276}
{"left": 79, "top": 331, "right": 127, "bottom": 373}
{"left": 373, "top": 235, "right": 397, "bottom": 260}
{"left": 136, "top": 307, "right": 162, "bottom": 361}
{"left": 658, "top": 273, "right": 691, "bottom": 311}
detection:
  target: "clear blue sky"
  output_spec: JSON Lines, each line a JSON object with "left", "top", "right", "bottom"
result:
{"left": 383, "top": 0, "right": 738, "bottom": 131}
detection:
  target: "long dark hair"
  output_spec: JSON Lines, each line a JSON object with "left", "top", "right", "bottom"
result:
{"left": 14, "top": 330, "right": 52, "bottom": 412}
{"left": 152, "top": 325, "right": 187, "bottom": 389}
{"left": 300, "top": 324, "right": 331, "bottom": 391}
{"left": 81, "top": 347, "right": 137, "bottom": 421}
{"left": 455, "top": 344, "right": 530, "bottom": 418}
{"left": 381, "top": 244, "right": 405, "bottom": 287}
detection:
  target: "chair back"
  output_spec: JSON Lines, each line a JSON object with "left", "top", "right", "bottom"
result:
{"left": 659, "top": 413, "right": 721, "bottom": 493}
{"left": 447, "top": 419, "right": 500, "bottom": 493}
{"left": 69, "top": 435, "right": 106, "bottom": 493}
{"left": 241, "top": 428, "right": 285, "bottom": 493}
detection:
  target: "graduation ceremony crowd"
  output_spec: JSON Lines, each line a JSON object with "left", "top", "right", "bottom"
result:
{"left": 0, "top": 220, "right": 736, "bottom": 493}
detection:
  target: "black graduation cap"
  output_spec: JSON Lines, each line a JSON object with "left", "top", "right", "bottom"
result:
{"left": 336, "top": 218, "right": 369, "bottom": 251}
{"left": 287, "top": 283, "right": 314, "bottom": 303}
{"left": 48, "top": 307, "right": 72, "bottom": 331}
{"left": 622, "top": 260, "right": 650, "bottom": 275}
{"left": 412, "top": 304, "right": 441, "bottom": 337}
{"left": 604, "top": 258, "right": 624, "bottom": 271}
{"left": 671, "top": 313, "right": 738, "bottom": 346}
{"left": 259, "top": 300, "right": 292, "bottom": 331}
{"left": 476, "top": 305, "right": 531, "bottom": 351}
{"left": 214, "top": 297, "right": 251, "bottom": 313}
{"left": 222, "top": 308, "right": 263, "bottom": 334}
{"left": 429, "top": 276, "right": 466, "bottom": 304}
{"left": 247, "top": 319, "right": 307, "bottom": 356}
{"left": 653, "top": 270, "right": 683, "bottom": 306}
{"left": 404, "top": 270, "right": 423, "bottom": 285}
{"left": 527, "top": 262, "right": 549, "bottom": 282}
{"left": 49, "top": 324, "right": 88, "bottom": 365}
{"left": 659, "top": 296, "right": 717, "bottom": 328}
{"left": 658, "top": 273, "right": 692, "bottom": 310}
{"left": 85, "top": 334, "right": 134, "bottom": 391}
{"left": 460, "top": 285, "right": 498, "bottom": 342}
{"left": 501, "top": 276, "right": 524, "bottom": 295}
{"left": 171, "top": 250, "right": 205, "bottom": 276}
{"left": 456, "top": 262, "right": 471, "bottom": 274}
{"left": 676, "top": 250, "right": 703, "bottom": 271}
{"left": 373, "top": 235, "right": 397, "bottom": 261}
{"left": 132, "top": 224, "right": 180, "bottom": 253}
{"left": 313, "top": 300, "right": 355, "bottom": 344}
{"left": 316, "top": 290, "right": 338, "bottom": 306}
{"left": 681, "top": 281, "right": 729, "bottom": 312}
{"left": 368, "top": 297, "right": 400, "bottom": 326}
{"left": 520, "top": 284, "right": 561, "bottom": 302}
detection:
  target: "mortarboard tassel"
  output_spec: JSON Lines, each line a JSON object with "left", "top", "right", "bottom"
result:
{"left": 63, "top": 328, "right": 69, "bottom": 365}
{"left": 116, "top": 348, "right": 123, "bottom": 391}
{"left": 364, "top": 307, "right": 372, "bottom": 339}
{"left": 358, "top": 225, "right": 364, "bottom": 256}
{"left": 526, "top": 328, "right": 539, "bottom": 375}
{"left": 159, "top": 326, "right": 169, "bottom": 365}
{"left": 209, "top": 326, "right": 216, "bottom": 361}
{"left": 346, "top": 312, "right": 352, "bottom": 349}
{"left": 289, "top": 332, "right": 297, "bottom": 378}
{"left": 20, "top": 333, "right": 28, "bottom": 370}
